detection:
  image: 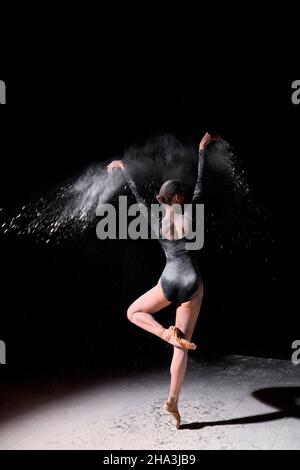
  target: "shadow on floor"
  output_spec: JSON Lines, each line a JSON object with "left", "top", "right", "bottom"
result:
{"left": 180, "top": 387, "right": 300, "bottom": 430}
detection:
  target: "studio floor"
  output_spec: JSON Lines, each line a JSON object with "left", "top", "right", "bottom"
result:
{"left": 0, "top": 355, "right": 299, "bottom": 450}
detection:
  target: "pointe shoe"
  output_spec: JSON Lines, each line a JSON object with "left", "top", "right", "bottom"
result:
{"left": 159, "top": 326, "right": 197, "bottom": 350}
{"left": 164, "top": 399, "right": 181, "bottom": 429}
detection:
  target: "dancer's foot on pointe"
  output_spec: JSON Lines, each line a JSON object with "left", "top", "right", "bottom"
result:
{"left": 164, "top": 396, "right": 181, "bottom": 429}
{"left": 158, "top": 326, "right": 197, "bottom": 350}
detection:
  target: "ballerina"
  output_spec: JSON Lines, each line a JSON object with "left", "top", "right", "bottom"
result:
{"left": 107, "top": 132, "right": 213, "bottom": 429}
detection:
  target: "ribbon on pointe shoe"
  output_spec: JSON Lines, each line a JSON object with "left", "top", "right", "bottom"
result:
{"left": 159, "top": 326, "right": 197, "bottom": 350}
{"left": 173, "top": 327, "right": 197, "bottom": 350}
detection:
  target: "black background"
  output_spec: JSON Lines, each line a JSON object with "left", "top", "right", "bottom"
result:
{"left": 0, "top": 44, "right": 299, "bottom": 379}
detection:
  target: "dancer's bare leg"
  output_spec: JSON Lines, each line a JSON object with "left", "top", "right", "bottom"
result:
{"left": 127, "top": 282, "right": 172, "bottom": 337}
{"left": 127, "top": 281, "right": 198, "bottom": 348}
{"left": 168, "top": 283, "right": 204, "bottom": 404}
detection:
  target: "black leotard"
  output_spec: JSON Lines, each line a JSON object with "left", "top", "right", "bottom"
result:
{"left": 122, "top": 149, "right": 205, "bottom": 304}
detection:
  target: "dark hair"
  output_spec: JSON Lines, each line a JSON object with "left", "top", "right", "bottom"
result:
{"left": 156, "top": 179, "right": 187, "bottom": 205}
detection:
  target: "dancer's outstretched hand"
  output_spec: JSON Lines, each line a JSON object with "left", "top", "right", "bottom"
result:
{"left": 107, "top": 160, "right": 125, "bottom": 173}
{"left": 199, "top": 132, "right": 212, "bottom": 151}
{"left": 199, "top": 132, "right": 222, "bottom": 151}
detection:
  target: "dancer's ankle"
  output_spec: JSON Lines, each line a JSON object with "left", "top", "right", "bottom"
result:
{"left": 168, "top": 393, "right": 179, "bottom": 404}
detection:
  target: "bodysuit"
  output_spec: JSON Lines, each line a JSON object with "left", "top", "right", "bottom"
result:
{"left": 122, "top": 149, "right": 205, "bottom": 304}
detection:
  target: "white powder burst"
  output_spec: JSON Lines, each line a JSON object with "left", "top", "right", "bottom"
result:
{"left": 1, "top": 163, "right": 125, "bottom": 244}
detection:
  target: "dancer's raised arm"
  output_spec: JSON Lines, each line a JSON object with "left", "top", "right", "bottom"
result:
{"left": 106, "top": 159, "right": 160, "bottom": 238}
{"left": 190, "top": 132, "right": 212, "bottom": 204}
{"left": 106, "top": 159, "right": 148, "bottom": 207}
